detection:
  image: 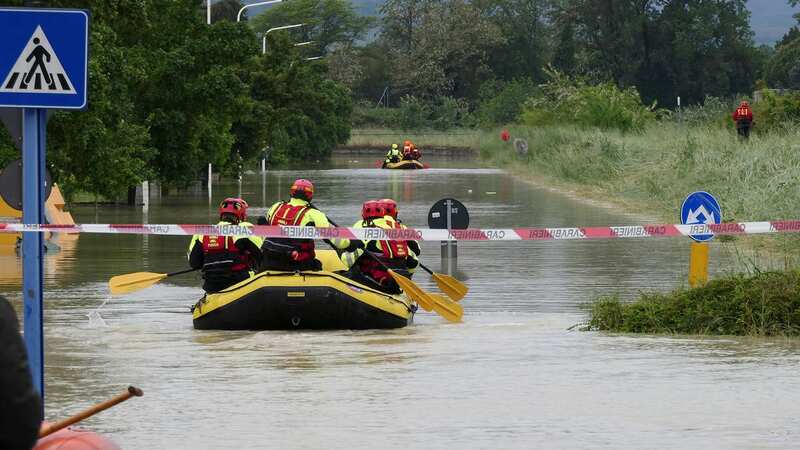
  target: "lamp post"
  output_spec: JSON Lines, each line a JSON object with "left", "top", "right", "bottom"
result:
{"left": 262, "top": 23, "right": 305, "bottom": 54}
{"left": 238, "top": 0, "right": 282, "bottom": 22}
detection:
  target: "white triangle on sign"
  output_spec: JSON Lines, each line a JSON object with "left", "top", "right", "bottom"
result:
{"left": 0, "top": 25, "right": 76, "bottom": 94}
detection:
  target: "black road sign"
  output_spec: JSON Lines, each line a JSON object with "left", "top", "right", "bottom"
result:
{"left": 428, "top": 198, "right": 469, "bottom": 229}
{"left": 0, "top": 159, "right": 52, "bottom": 211}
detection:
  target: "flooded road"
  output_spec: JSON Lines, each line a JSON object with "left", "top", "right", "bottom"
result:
{"left": 3, "top": 155, "right": 799, "bottom": 449}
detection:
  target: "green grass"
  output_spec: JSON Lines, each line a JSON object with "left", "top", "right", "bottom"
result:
{"left": 480, "top": 123, "right": 800, "bottom": 224}
{"left": 588, "top": 270, "right": 800, "bottom": 336}
{"left": 346, "top": 128, "right": 481, "bottom": 149}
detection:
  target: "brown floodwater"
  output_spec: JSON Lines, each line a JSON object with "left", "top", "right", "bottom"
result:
{"left": 3, "top": 155, "right": 799, "bottom": 449}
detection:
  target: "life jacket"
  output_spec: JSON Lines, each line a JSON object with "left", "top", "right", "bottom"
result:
{"left": 201, "top": 234, "right": 249, "bottom": 283}
{"left": 265, "top": 202, "right": 315, "bottom": 262}
{"left": 734, "top": 106, "right": 752, "bottom": 122}
{"left": 357, "top": 219, "right": 409, "bottom": 284}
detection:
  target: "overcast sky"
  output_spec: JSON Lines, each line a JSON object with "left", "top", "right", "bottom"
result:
{"left": 748, "top": 0, "right": 799, "bottom": 44}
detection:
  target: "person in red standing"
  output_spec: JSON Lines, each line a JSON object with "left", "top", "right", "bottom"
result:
{"left": 732, "top": 100, "right": 754, "bottom": 140}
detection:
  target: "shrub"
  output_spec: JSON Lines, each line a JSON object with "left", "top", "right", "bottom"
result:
{"left": 753, "top": 89, "right": 800, "bottom": 131}
{"left": 588, "top": 270, "right": 800, "bottom": 336}
{"left": 519, "top": 69, "right": 657, "bottom": 133}
{"left": 475, "top": 78, "right": 538, "bottom": 127}
{"left": 351, "top": 101, "right": 399, "bottom": 128}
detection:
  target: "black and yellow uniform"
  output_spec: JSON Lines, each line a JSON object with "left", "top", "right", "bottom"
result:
{"left": 188, "top": 221, "right": 263, "bottom": 293}
{"left": 341, "top": 216, "right": 419, "bottom": 294}
{"left": 261, "top": 198, "right": 351, "bottom": 271}
{"left": 383, "top": 144, "right": 402, "bottom": 167}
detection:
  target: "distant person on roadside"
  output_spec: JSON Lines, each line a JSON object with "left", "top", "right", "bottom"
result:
{"left": 188, "top": 198, "right": 263, "bottom": 293}
{"left": 261, "top": 179, "right": 357, "bottom": 272}
{"left": 733, "top": 100, "right": 753, "bottom": 140}
{"left": 383, "top": 143, "right": 401, "bottom": 167}
{"left": 0, "top": 296, "right": 43, "bottom": 450}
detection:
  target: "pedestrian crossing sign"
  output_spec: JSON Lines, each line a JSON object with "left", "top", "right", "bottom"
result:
{"left": 0, "top": 8, "right": 88, "bottom": 109}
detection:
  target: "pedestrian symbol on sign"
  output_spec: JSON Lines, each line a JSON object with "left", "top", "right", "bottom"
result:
{"left": 0, "top": 25, "right": 75, "bottom": 94}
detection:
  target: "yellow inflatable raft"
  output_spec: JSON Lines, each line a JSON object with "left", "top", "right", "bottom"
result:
{"left": 383, "top": 159, "right": 425, "bottom": 170}
{"left": 192, "top": 251, "right": 415, "bottom": 330}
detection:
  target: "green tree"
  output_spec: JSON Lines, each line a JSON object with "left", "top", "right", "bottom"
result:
{"left": 478, "top": 0, "right": 550, "bottom": 82}
{"left": 212, "top": 0, "right": 246, "bottom": 22}
{"left": 252, "top": 34, "right": 352, "bottom": 162}
{"left": 380, "top": 0, "right": 504, "bottom": 99}
{"left": 250, "top": 0, "right": 372, "bottom": 54}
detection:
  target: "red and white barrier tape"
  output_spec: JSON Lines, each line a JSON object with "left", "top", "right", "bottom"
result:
{"left": 2, "top": 221, "right": 800, "bottom": 241}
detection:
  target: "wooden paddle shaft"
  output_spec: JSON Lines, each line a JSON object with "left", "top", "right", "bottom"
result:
{"left": 39, "top": 386, "right": 143, "bottom": 438}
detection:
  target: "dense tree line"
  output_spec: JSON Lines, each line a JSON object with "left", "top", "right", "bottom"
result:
{"left": 312, "top": 0, "right": 796, "bottom": 124}
{"left": 0, "top": 0, "right": 352, "bottom": 201}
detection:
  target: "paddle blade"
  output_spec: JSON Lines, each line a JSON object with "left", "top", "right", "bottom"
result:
{"left": 390, "top": 270, "right": 434, "bottom": 311}
{"left": 109, "top": 272, "right": 168, "bottom": 296}
{"left": 432, "top": 273, "right": 468, "bottom": 302}
{"left": 429, "top": 293, "right": 464, "bottom": 323}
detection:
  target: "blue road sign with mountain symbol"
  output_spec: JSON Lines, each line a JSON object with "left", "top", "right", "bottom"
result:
{"left": 681, "top": 191, "right": 722, "bottom": 242}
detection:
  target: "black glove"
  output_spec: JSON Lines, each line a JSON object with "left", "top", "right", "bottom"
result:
{"left": 350, "top": 240, "right": 365, "bottom": 251}
{"left": 405, "top": 256, "right": 419, "bottom": 269}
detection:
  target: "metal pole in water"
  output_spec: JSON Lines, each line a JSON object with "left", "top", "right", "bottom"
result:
{"left": 207, "top": 163, "right": 212, "bottom": 205}
{"left": 446, "top": 199, "right": 453, "bottom": 276}
{"left": 22, "top": 108, "right": 46, "bottom": 399}
{"left": 688, "top": 242, "right": 709, "bottom": 287}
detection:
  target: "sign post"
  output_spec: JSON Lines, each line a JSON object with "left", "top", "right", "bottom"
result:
{"left": 0, "top": 7, "right": 89, "bottom": 400}
{"left": 680, "top": 191, "right": 721, "bottom": 288}
{"left": 428, "top": 198, "right": 469, "bottom": 276}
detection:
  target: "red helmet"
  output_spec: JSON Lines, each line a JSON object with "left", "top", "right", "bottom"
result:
{"left": 290, "top": 179, "right": 314, "bottom": 201}
{"left": 379, "top": 198, "right": 398, "bottom": 219}
{"left": 219, "top": 197, "right": 248, "bottom": 222}
{"left": 361, "top": 200, "right": 385, "bottom": 221}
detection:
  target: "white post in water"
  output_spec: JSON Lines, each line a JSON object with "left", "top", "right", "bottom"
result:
{"left": 207, "top": 163, "right": 212, "bottom": 204}
{"left": 142, "top": 180, "right": 149, "bottom": 213}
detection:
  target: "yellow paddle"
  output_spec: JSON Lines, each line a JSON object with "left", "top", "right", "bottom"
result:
{"left": 418, "top": 262, "right": 468, "bottom": 301}
{"left": 389, "top": 269, "right": 435, "bottom": 311}
{"left": 109, "top": 268, "right": 197, "bottom": 295}
{"left": 322, "top": 215, "right": 458, "bottom": 322}
{"left": 389, "top": 270, "right": 462, "bottom": 322}
{"left": 428, "top": 293, "right": 464, "bottom": 323}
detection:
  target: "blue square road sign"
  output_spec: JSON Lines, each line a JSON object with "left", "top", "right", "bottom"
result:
{"left": 0, "top": 8, "right": 88, "bottom": 109}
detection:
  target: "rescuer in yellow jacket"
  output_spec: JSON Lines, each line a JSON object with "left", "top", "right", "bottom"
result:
{"left": 187, "top": 198, "right": 263, "bottom": 293}
{"left": 378, "top": 198, "right": 419, "bottom": 274}
{"left": 261, "top": 179, "right": 356, "bottom": 271}
{"left": 339, "top": 199, "right": 419, "bottom": 294}
{"left": 383, "top": 143, "right": 402, "bottom": 167}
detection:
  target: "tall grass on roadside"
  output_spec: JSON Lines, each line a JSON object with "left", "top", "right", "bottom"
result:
{"left": 588, "top": 270, "right": 800, "bottom": 336}
{"left": 481, "top": 123, "right": 800, "bottom": 224}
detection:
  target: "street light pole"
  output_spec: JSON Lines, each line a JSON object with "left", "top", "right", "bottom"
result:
{"left": 262, "top": 23, "right": 305, "bottom": 54}
{"left": 238, "top": 0, "right": 282, "bottom": 23}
